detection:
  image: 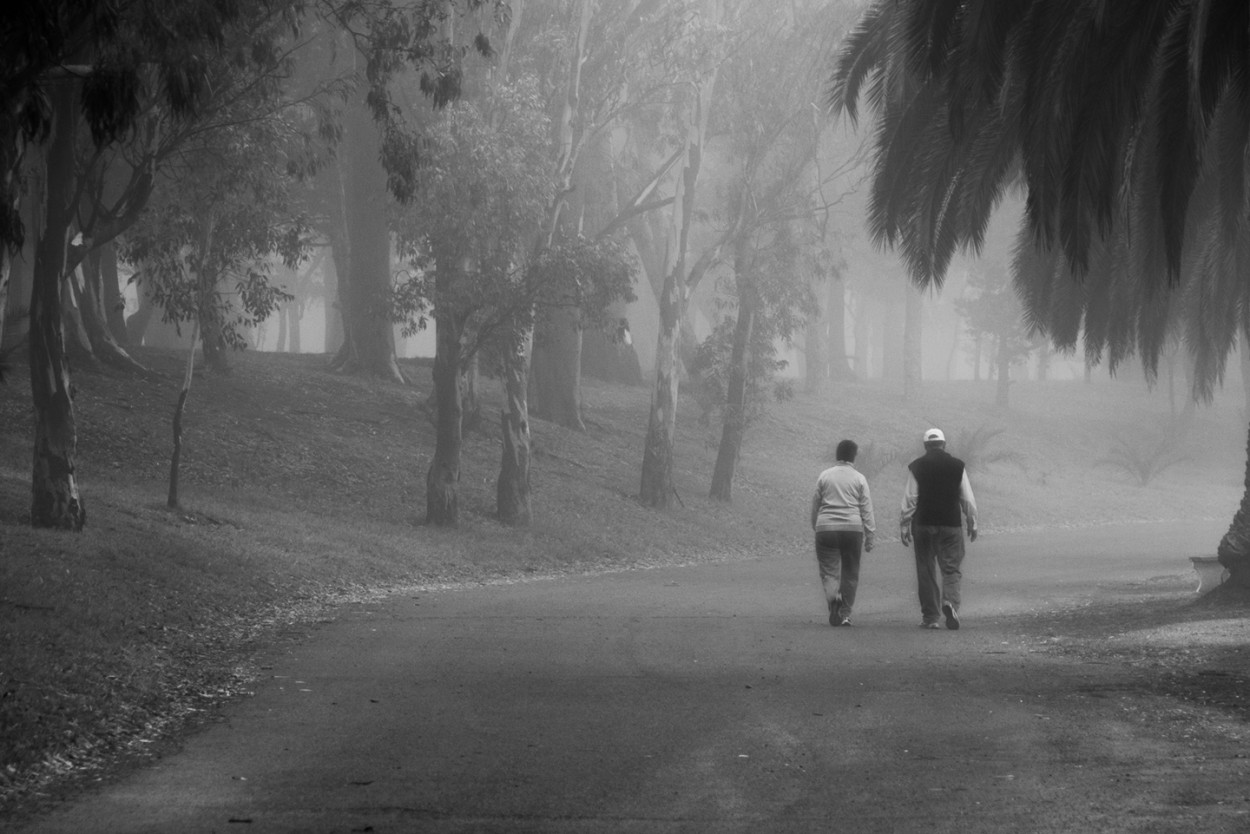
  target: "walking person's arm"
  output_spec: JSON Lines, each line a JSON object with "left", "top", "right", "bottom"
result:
{"left": 860, "top": 477, "right": 876, "bottom": 552}
{"left": 899, "top": 472, "right": 918, "bottom": 546}
{"left": 811, "top": 486, "right": 823, "bottom": 531}
{"left": 960, "top": 471, "right": 978, "bottom": 542}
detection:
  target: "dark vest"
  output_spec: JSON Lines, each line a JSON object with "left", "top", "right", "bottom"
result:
{"left": 908, "top": 450, "right": 965, "bottom": 527}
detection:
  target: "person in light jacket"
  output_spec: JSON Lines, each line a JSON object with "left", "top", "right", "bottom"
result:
{"left": 810, "top": 439, "right": 876, "bottom": 627}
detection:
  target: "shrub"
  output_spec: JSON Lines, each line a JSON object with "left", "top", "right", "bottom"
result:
{"left": 1097, "top": 421, "right": 1191, "bottom": 486}
{"left": 947, "top": 425, "right": 1021, "bottom": 472}
{"left": 688, "top": 317, "right": 789, "bottom": 429}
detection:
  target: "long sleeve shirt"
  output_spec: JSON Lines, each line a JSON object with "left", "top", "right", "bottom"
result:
{"left": 811, "top": 462, "right": 876, "bottom": 536}
{"left": 899, "top": 469, "right": 978, "bottom": 530}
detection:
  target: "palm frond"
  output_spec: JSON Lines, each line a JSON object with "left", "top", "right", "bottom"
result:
{"left": 903, "top": 0, "right": 964, "bottom": 78}
{"left": 830, "top": 0, "right": 1250, "bottom": 403}
{"left": 1206, "top": 80, "right": 1250, "bottom": 242}
{"left": 828, "top": 1, "right": 890, "bottom": 123}
{"left": 1153, "top": 4, "right": 1204, "bottom": 280}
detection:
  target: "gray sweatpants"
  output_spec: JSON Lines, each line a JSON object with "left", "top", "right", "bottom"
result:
{"left": 912, "top": 524, "right": 965, "bottom": 624}
{"left": 815, "top": 530, "right": 864, "bottom": 619}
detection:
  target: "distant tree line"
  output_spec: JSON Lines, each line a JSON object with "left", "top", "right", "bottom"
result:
{"left": 1, "top": 0, "right": 914, "bottom": 535}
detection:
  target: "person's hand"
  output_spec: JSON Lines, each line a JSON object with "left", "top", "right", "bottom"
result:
{"left": 899, "top": 524, "right": 912, "bottom": 547}
{"left": 864, "top": 534, "right": 875, "bottom": 553}
{"left": 967, "top": 523, "right": 978, "bottom": 543}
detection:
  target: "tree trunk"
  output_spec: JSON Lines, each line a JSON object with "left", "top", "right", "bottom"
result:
{"left": 288, "top": 301, "right": 302, "bottom": 353}
{"left": 903, "top": 284, "right": 923, "bottom": 400}
{"left": 497, "top": 320, "right": 533, "bottom": 525}
{"left": 0, "top": 249, "right": 9, "bottom": 358}
{"left": 803, "top": 307, "right": 827, "bottom": 394}
{"left": 327, "top": 238, "right": 349, "bottom": 361}
{"left": 0, "top": 133, "right": 18, "bottom": 356}
{"left": 640, "top": 272, "right": 681, "bottom": 508}
{"left": 462, "top": 352, "right": 482, "bottom": 434}
{"left": 275, "top": 299, "right": 289, "bottom": 351}
{"left": 524, "top": 0, "right": 593, "bottom": 417}
{"left": 1217, "top": 416, "right": 1250, "bottom": 587}
{"left": 1036, "top": 339, "right": 1051, "bottom": 381}
{"left": 1238, "top": 335, "right": 1250, "bottom": 416}
{"left": 333, "top": 86, "right": 403, "bottom": 382}
{"left": 709, "top": 283, "right": 755, "bottom": 502}
{"left": 62, "top": 271, "right": 102, "bottom": 372}
{"left": 323, "top": 245, "right": 344, "bottom": 355}
{"left": 200, "top": 310, "right": 230, "bottom": 373}
{"left": 29, "top": 80, "right": 85, "bottom": 530}
{"left": 168, "top": 322, "right": 199, "bottom": 509}
{"left": 995, "top": 336, "right": 1010, "bottom": 407}
{"left": 3, "top": 249, "right": 31, "bottom": 354}
{"left": 4, "top": 153, "right": 39, "bottom": 355}
{"left": 197, "top": 225, "right": 229, "bottom": 374}
{"left": 126, "top": 277, "right": 156, "bottom": 346}
{"left": 852, "top": 296, "right": 870, "bottom": 378}
{"left": 805, "top": 271, "right": 825, "bottom": 395}
{"left": 531, "top": 305, "right": 585, "bottom": 429}
{"left": 77, "top": 249, "right": 148, "bottom": 373}
{"left": 826, "top": 275, "right": 853, "bottom": 381}
{"left": 98, "top": 241, "right": 127, "bottom": 344}
{"left": 426, "top": 304, "right": 465, "bottom": 526}
{"left": 639, "top": 22, "right": 718, "bottom": 508}
{"left": 945, "top": 317, "right": 960, "bottom": 381}
{"left": 883, "top": 295, "right": 904, "bottom": 382}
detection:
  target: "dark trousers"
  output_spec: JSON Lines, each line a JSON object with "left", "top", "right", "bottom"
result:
{"left": 912, "top": 524, "right": 964, "bottom": 624}
{"left": 814, "top": 530, "right": 863, "bottom": 619}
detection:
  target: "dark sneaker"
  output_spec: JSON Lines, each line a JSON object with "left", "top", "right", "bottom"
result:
{"left": 828, "top": 596, "right": 843, "bottom": 627}
{"left": 942, "top": 602, "right": 960, "bottom": 630}
{"left": 920, "top": 621, "right": 940, "bottom": 629}
{"left": 839, "top": 617, "right": 852, "bottom": 627}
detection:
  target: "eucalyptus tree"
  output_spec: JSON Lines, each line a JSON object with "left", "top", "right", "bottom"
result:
{"left": 704, "top": 221, "right": 816, "bottom": 500}
{"left": 830, "top": 0, "right": 1250, "bottom": 584}
{"left": 498, "top": 0, "right": 705, "bottom": 430}
{"left": 1, "top": 0, "right": 307, "bottom": 529}
{"left": 260, "top": 1, "right": 506, "bottom": 383}
{"left": 458, "top": 0, "right": 644, "bottom": 523}
{"left": 69, "top": 7, "right": 335, "bottom": 372}
{"left": 495, "top": 235, "right": 635, "bottom": 523}
{"left": 122, "top": 97, "right": 311, "bottom": 371}
{"left": 394, "top": 77, "right": 554, "bottom": 526}
{"left": 637, "top": 0, "right": 730, "bottom": 508}
{"left": 692, "top": 0, "right": 843, "bottom": 501}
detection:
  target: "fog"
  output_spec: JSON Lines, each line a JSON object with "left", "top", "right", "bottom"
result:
{"left": 6, "top": 0, "right": 1248, "bottom": 508}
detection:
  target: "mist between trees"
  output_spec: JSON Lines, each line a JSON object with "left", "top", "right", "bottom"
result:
{"left": 4, "top": 0, "right": 1248, "bottom": 588}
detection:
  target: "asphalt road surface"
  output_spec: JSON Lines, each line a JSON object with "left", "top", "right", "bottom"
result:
{"left": 19, "top": 520, "right": 1250, "bottom": 833}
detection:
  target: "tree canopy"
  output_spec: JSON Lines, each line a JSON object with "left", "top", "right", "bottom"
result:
{"left": 830, "top": 0, "right": 1250, "bottom": 396}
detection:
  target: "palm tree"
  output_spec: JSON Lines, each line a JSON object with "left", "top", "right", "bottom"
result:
{"left": 830, "top": 0, "right": 1250, "bottom": 587}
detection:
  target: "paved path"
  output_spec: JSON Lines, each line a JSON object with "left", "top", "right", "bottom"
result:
{"left": 20, "top": 521, "right": 1250, "bottom": 833}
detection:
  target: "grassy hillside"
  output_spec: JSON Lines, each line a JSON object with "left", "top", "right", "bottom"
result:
{"left": 1, "top": 347, "right": 1246, "bottom": 815}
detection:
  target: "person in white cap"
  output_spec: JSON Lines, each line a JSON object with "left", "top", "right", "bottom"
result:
{"left": 900, "top": 428, "right": 978, "bottom": 629}
{"left": 811, "top": 439, "right": 876, "bottom": 626}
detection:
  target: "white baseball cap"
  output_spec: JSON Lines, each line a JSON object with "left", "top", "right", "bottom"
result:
{"left": 923, "top": 428, "right": 945, "bottom": 443}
